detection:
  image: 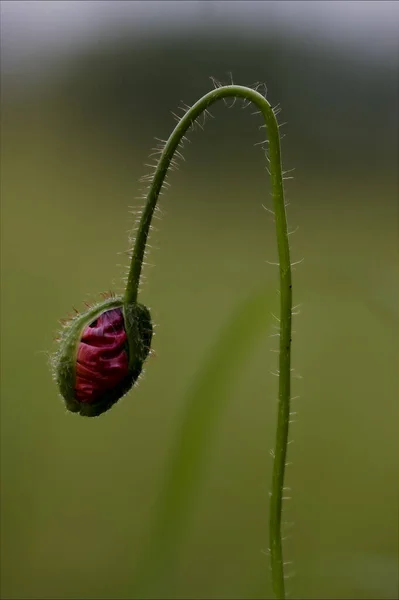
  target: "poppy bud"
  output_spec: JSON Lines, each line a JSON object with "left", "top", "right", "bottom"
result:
{"left": 52, "top": 298, "right": 152, "bottom": 417}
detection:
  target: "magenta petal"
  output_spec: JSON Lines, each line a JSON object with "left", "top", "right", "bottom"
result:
{"left": 75, "top": 308, "right": 129, "bottom": 403}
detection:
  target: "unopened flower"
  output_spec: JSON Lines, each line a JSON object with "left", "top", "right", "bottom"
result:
{"left": 52, "top": 298, "right": 152, "bottom": 417}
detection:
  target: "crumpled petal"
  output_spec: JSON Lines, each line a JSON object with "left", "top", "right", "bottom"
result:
{"left": 75, "top": 308, "right": 129, "bottom": 403}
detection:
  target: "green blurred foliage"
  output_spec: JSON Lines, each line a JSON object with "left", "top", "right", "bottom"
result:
{"left": 1, "top": 26, "right": 398, "bottom": 600}
{"left": 132, "top": 286, "right": 276, "bottom": 599}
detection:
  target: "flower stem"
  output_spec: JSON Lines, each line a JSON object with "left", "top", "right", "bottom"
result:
{"left": 125, "top": 85, "right": 292, "bottom": 599}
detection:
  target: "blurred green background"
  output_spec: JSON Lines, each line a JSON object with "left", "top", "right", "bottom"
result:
{"left": 1, "top": 2, "right": 398, "bottom": 599}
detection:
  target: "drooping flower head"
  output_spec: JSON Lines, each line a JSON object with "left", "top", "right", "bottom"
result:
{"left": 52, "top": 297, "right": 152, "bottom": 417}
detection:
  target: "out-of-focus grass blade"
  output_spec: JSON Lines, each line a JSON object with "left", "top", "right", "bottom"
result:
{"left": 133, "top": 285, "right": 276, "bottom": 598}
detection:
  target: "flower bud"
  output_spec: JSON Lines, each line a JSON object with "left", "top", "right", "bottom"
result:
{"left": 52, "top": 298, "right": 152, "bottom": 417}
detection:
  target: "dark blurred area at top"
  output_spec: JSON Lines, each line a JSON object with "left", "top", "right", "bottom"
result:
{"left": 2, "top": 1, "right": 398, "bottom": 179}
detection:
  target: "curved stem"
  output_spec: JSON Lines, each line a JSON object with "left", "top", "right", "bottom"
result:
{"left": 125, "top": 85, "right": 292, "bottom": 599}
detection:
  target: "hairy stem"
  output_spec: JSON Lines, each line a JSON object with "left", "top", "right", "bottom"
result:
{"left": 125, "top": 84, "right": 292, "bottom": 599}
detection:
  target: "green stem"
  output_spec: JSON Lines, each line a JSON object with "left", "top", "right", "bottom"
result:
{"left": 125, "top": 84, "right": 292, "bottom": 599}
